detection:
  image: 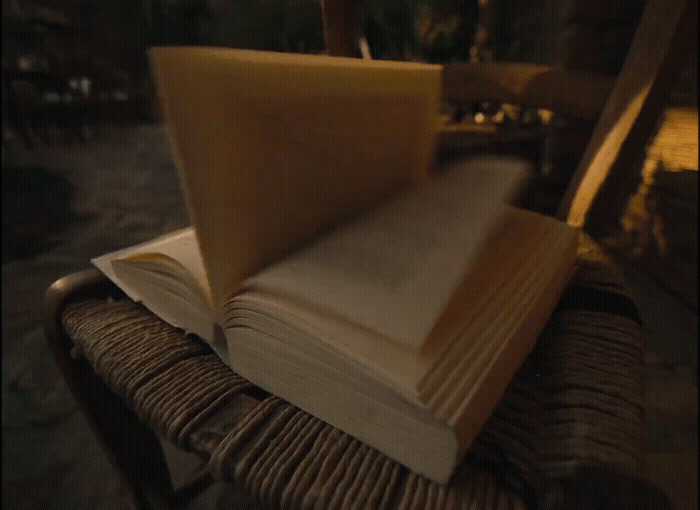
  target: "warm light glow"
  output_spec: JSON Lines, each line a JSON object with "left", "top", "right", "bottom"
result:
{"left": 538, "top": 109, "right": 553, "bottom": 124}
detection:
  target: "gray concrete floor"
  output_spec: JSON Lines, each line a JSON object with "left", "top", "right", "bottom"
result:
{"left": 2, "top": 124, "right": 697, "bottom": 509}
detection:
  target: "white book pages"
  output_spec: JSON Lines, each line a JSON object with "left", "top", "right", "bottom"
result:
{"left": 243, "top": 159, "right": 529, "bottom": 350}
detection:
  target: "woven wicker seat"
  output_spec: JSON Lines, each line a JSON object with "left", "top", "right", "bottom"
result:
{"left": 45, "top": 233, "right": 660, "bottom": 509}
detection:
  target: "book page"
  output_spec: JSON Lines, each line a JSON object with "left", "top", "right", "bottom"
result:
{"left": 242, "top": 158, "right": 530, "bottom": 350}
{"left": 92, "top": 227, "right": 229, "bottom": 361}
{"left": 151, "top": 47, "right": 442, "bottom": 308}
{"left": 93, "top": 227, "right": 212, "bottom": 306}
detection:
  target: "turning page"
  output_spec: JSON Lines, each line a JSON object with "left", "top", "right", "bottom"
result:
{"left": 243, "top": 158, "right": 529, "bottom": 350}
{"left": 151, "top": 47, "right": 442, "bottom": 307}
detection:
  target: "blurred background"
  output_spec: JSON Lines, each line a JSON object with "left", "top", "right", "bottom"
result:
{"left": 2, "top": 1, "right": 697, "bottom": 509}
{"left": 1, "top": 0, "right": 655, "bottom": 139}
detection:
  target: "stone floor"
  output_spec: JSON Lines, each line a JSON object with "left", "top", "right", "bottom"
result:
{"left": 2, "top": 123, "right": 697, "bottom": 509}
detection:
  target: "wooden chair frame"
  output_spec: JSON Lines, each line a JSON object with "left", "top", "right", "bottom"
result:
{"left": 322, "top": 0, "right": 696, "bottom": 229}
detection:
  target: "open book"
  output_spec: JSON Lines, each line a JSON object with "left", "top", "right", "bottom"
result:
{"left": 93, "top": 48, "right": 578, "bottom": 483}
{"left": 93, "top": 159, "right": 577, "bottom": 483}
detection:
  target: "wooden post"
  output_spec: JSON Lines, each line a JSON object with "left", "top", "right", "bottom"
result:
{"left": 557, "top": 0, "right": 696, "bottom": 228}
{"left": 321, "top": 0, "right": 361, "bottom": 57}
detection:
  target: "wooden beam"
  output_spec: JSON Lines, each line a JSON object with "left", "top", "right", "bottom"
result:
{"left": 442, "top": 62, "right": 614, "bottom": 120}
{"left": 321, "top": 0, "right": 360, "bottom": 57}
{"left": 557, "top": 0, "right": 696, "bottom": 227}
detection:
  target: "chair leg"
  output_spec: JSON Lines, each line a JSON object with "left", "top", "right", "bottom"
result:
{"left": 43, "top": 270, "right": 177, "bottom": 509}
{"left": 53, "top": 332, "right": 177, "bottom": 509}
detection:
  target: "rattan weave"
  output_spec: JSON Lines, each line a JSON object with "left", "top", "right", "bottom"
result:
{"left": 61, "top": 233, "right": 645, "bottom": 509}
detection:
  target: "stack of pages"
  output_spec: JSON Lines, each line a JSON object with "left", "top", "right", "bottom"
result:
{"left": 93, "top": 48, "right": 577, "bottom": 483}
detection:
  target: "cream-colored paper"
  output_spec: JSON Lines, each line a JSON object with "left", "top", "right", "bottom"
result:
{"left": 151, "top": 47, "right": 442, "bottom": 308}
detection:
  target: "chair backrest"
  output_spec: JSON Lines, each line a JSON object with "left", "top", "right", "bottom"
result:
{"left": 556, "top": 0, "right": 696, "bottom": 227}
{"left": 320, "top": 0, "right": 696, "bottom": 229}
